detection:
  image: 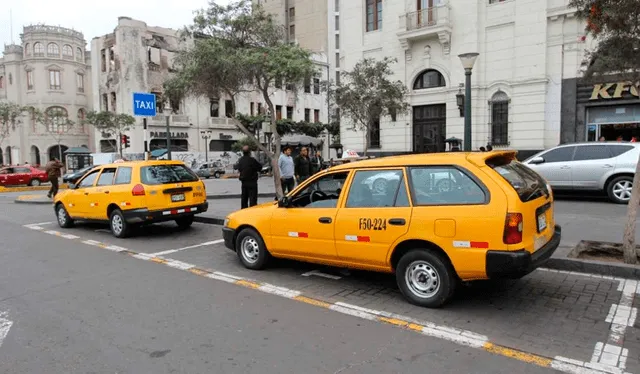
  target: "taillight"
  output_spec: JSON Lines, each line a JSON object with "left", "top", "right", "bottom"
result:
{"left": 131, "top": 184, "right": 145, "bottom": 196}
{"left": 503, "top": 213, "right": 523, "bottom": 244}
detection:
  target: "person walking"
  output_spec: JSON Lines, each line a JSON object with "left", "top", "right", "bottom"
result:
{"left": 45, "top": 158, "right": 63, "bottom": 198}
{"left": 311, "top": 150, "right": 324, "bottom": 175}
{"left": 294, "top": 147, "right": 311, "bottom": 183}
{"left": 236, "top": 145, "right": 263, "bottom": 209}
{"left": 278, "top": 146, "right": 295, "bottom": 194}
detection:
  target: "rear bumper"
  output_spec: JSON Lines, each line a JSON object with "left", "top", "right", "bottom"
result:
{"left": 222, "top": 227, "right": 235, "bottom": 251}
{"left": 121, "top": 202, "right": 209, "bottom": 224}
{"left": 485, "top": 225, "right": 561, "bottom": 279}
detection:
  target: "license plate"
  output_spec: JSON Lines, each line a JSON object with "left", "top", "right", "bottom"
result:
{"left": 537, "top": 213, "right": 547, "bottom": 231}
{"left": 171, "top": 193, "right": 185, "bottom": 202}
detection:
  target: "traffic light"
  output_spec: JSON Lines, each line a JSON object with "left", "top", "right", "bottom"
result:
{"left": 120, "top": 134, "right": 130, "bottom": 149}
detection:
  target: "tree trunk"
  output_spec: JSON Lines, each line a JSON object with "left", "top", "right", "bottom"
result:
{"left": 622, "top": 151, "right": 640, "bottom": 264}
{"left": 57, "top": 143, "right": 62, "bottom": 163}
{"left": 363, "top": 123, "right": 369, "bottom": 156}
{"left": 261, "top": 88, "right": 284, "bottom": 199}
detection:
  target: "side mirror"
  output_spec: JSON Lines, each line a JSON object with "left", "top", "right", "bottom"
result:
{"left": 68, "top": 183, "right": 76, "bottom": 189}
{"left": 278, "top": 196, "right": 290, "bottom": 208}
{"left": 529, "top": 157, "right": 545, "bottom": 165}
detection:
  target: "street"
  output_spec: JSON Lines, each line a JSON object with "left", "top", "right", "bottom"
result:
{"left": 0, "top": 196, "right": 639, "bottom": 373}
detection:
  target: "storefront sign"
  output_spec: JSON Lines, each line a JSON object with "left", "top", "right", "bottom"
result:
{"left": 219, "top": 133, "right": 232, "bottom": 140}
{"left": 590, "top": 82, "right": 639, "bottom": 100}
{"left": 150, "top": 131, "right": 189, "bottom": 139}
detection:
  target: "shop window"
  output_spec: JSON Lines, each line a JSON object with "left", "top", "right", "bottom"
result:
{"left": 150, "top": 139, "right": 189, "bottom": 152}
{"left": 490, "top": 90, "right": 509, "bottom": 145}
{"left": 225, "top": 100, "right": 234, "bottom": 118}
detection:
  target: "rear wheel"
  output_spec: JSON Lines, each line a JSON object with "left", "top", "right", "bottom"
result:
{"left": 175, "top": 215, "right": 194, "bottom": 229}
{"left": 29, "top": 179, "right": 41, "bottom": 186}
{"left": 396, "top": 249, "right": 457, "bottom": 308}
{"left": 56, "top": 204, "right": 74, "bottom": 228}
{"left": 214, "top": 171, "right": 221, "bottom": 179}
{"left": 109, "top": 209, "right": 130, "bottom": 238}
{"left": 236, "top": 227, "right": 270, "bottom": 270}
{"left": 607, "top": 176, "right": 633, "bottom": 204}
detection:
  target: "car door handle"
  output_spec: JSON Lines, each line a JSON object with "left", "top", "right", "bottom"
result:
{"left": 104, "top": 191, "right": 109, "bottom": 194}
{"left": 84, "top": 192, "right": 89, "bottom": 195}
{"left": 603, "top": 164, "right": 613, "bottom": 168}
{"left": 318, "top": 217, "right": 332, "bottom": 224}
{"left": 389, "top": 218, "right": 406, "bottom": 226}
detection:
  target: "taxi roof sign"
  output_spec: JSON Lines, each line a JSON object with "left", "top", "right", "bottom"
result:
{"left": 341, "top": 149, "right": 360, "bottom": 159}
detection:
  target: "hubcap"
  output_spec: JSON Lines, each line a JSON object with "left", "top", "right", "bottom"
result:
{"left": 57, "top": 207, "right": 67, "bottom": 225}
{"left": 405, "top": 260, "right": 441, "bottom": 299}
{"left": 613, "top": 181, "right": 633, "bottom": 201}
{"left": 437, "top": 180, "right": 451, "bottom": 192}
{"left": 111, "top": 214, "right": 123, "bottom": 235}
{"left": 33, "top": 180, "right": 40, "bottom": 186}
{"left": 241, "top": 236, "right": 260, "bottom": 264}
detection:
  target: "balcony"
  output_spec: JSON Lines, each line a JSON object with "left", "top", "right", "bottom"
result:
{"left": 208, "top": 117, "right": 239, "bottom": 129}
{"left": 397, "top": 4, "right": 452, "bottom": 54}
{"left": 151, "top": 114, "right": 190, "bottom": 127}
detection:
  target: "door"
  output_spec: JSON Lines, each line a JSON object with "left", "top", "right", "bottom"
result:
{"left": 86, "top": 167, "right": 117, "bottom": 219}
{"left": 570, "top": 145, "right": 614, "bottom": 190}
{"left": 13, "top": 167, "right": 31, "bottom": 185}
{"left": 417, "top": 0, "right": 434, "bottom": 27}
{"left": 69, "top": 169, "right": 101, "bottom": 217}
{"left": 413, "top": 104, "right": 446, "bottom": 153}
{"left": 0, "top": 168, "right": 15, "bottom": 185}
{"left": 269, "top": 171, "right": 350, "bottom": 260}
{"left": 334, "top": 168, "right": 412, "bottom": 267}
{"left": 526, "top": 146, "right": 576, "bottom": 189}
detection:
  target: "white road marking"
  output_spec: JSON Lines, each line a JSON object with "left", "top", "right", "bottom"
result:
{"left": 25, "top": 225, "right": 43, "bottom": 230}
{"left": 146, "top": 239, "right": 224, "bottom": 256}
{"left": 25, "top": 222, "right": 53, "bottom": 227}
{"left": 0, "top": 311, "right": 13, "bottom": 349}
{"left": 301, "top": 270, "right": 342, "bottom": 280}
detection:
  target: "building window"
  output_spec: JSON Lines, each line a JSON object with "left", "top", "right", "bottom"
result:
{"left": 76, "top": 47, "right": 83, "bottom": 62}
{"left": 314, "top": 109, "right": 320, "bottom": 123}
{"left": 413, "top": 69, "right": 446, "bottom": 90}
{"left": 335, "top": 15, "right": 340, "bottom": 30}
{"left": 304, "top": 108, "right": 310, "bottom": 122}
{"left": 49, "top": 70, "right": 61, "bottom": 90}
{"left": 366, "top": 0, "right": 382, "bottom": 32}
{"left": 335, "top": 0, "right": 339, "bottom": 11}
{"left": 336, "top": 71, "right": 341, "bottom": 85}
{"left": 24, "top": 43, "right": 31, "bottom": 57}
{"left": 313, "top": 78, "right": 320, "bottom": 94}
{"left": 335, "top": 34, "right": 340, "bottom": 49}
{"left": 289, "top": 7, "right": 295, "bottom": 21}
{"left": 286, "top": 106, "right": 294, "bottom": 119}
{"left": 304, "top": 78, "right": 311, "bottom": 93}
{"left": 289, "top": 25, "right": 295, "bottom": 40}
{"left": 369, "top": 117, "right": 380, "bottom": 148}
{"left": 0, "top": 76, "right": 3, "bottom": 89}
{"left": 33, "top": 42, "right": 44, "bottom": 57}
{"left": 76, "top": 73, "right": 84, "bottom": 93}
{"left": 101, "top": 49, "right": 106, "bottom": 72}
{"left": 250, "top": 102, "right": 255, "bottom": 116}
{"left": 110, "top": 92, "right": 117, "bottom": 111}
{"left": 45, "top": 107, "right": 69, "bottom": 132}
{"left": 77, "top": 109, "right": 86, "bottom": 132}
{"left": 335, "top": 53, "right": 340, "bottom": 68}
{"left": 26, "top": 71, "right": 34, "bottom": 90}
{"left": 62, "top": 45, "right": 73, "bottom": 59}
{"left": 258, "top": 103, "right": 263, "bottom": 114}
{"left": 225, "top": 100, "right": 234, "bottom": 118}
{"left": 276, "top": 105, "right": 282, "bottom": 120}
{"left": 102, "top": 94, "right": 108, "bottom": 111}
{"left": 47, "top": 43, "right": 60, "bottom": 57}
{"left": 210, "top": 98, "right": 220, "bottom": 117}
{"left": 489, "top": 0, "right": 507, "bottom": 3}
{"left": 490, "top": 91, "right": 510, "bottom": 145}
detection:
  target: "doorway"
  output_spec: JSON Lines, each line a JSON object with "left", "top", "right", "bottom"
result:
{"left": 413, "top": 104, "right": 446, "bottom": 153}
{"left": 417, "top": 0, "right": 435, "bottom": 27}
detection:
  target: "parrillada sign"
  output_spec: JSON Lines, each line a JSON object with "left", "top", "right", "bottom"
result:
{"left": 150, "top": 131, "right": 189, "bottom": 139}
{"left": 590, "top": 82, "right": 640, "bottom": 100}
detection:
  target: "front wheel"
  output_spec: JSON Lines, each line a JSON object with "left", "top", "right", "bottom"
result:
{"left": 56, "top": 204, "right": 74, "bottom": 228}
{"left": 396, "top": 249, "right": 457, "bottom": 308}
{"left": 236, "top": 228, "right": 270, "bottom": 270}
{"left": 29, "top": 179, "right": 41, "bottom": 186}
{"left": 607, "top": 176, "right": 633, "bottom": 204}
{"left": 175, "top": 215, "right": 194, "bottom": 229}
{"left": 109, "top": 209, "right": 130, "bottom": 238}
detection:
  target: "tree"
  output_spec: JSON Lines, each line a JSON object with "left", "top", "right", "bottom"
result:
{"left": 84, "top": 111, "right": 136, "bottom": 157}
{"left": 232, "top": 136, "right": 259, "bottom": 152}
{"left": 165, "top": 0, "right": 318, "bottom": 198}
{"left": 34, "top": 108, "right": 75, "bottom": 162}
{"left": 570, "top": 0, "right": 640, "bottom": 264}
{"left": 328, "top": 57, "right": 409, "bottom": 155}
{"left": 0, "top": 102, "right": 25, "bottom": 155}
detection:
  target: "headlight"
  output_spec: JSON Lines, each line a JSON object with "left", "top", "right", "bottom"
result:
{"left": 223, "top": 218, "right": 229, "bottom": 227}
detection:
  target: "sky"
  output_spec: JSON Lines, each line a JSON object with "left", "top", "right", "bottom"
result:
{"left": 0, "top": 0, "right": 231, "bottom": 48}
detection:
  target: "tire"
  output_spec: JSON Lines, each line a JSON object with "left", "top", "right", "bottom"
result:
{"left": 235, "top": 227, "right": 270, "bottom": 270}
{"left": 109, "top": 209, "right": 130, "bottom": 238}
{"left": 435, "top": 179, "right": 454, "bottom": 192}
{"left": 395, "top": 249, "right": 457, "bottom": 308}
{"left": 607, "top": 176, "right": 634, "bottom": 204}
{"left": 29, "top": 179, "right": 41, "bottom": 187}
{"left": 175, "top": 215, "right": 194, "bottom": 229}
{"left": 214, "top": 171, "right": 221, "bottom": 179}
{"left": 55, "top": 203, "right": 74, "bottom": 228}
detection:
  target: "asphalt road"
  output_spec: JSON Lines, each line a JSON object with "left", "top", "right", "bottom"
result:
{"left": 0, "top": 203, "right": 557, "bottom": 373}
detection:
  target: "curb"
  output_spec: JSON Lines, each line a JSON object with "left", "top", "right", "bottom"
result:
{"left": 0, "top": 184, "right": 68, "bottom": 193}
{"left": 14, "top": 198, "right": 52, "bottom": 205}
{"left": 544, "top": 257, "right": 640, "bottom": 280}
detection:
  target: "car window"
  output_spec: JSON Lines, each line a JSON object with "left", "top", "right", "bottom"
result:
{"left": 0, "top": 168, "right": 13, "bottom": 174}
{"left": 395, "top": 179, "right": 410, "bottom": 207}
{"left": 114, "top": 167, "right": 132, "bottom": 184}
{"left": 290, "top": 172, "right": 349, "bottom": 208}
{"left": 14, "top": 167, "right": 31, "bottom": 173}
{"left": 77, "top": 170, "right": 101, "bottom": 188}
{"left": 488, "top": 157, "right": 549, "bottom": 202}
{"left": 346, "top": 170, "right": 403, "bottom": 208}
{"left": 96, "top": 168, "right": 116, "bottom": 186}
{"left": 573, "top": 145, "right": 611, "bottom": 161}
{"left": 541, "top": 146, "right": 576, "bottom": 163}
{"left": 608, "top": 145, "right": 635, "bottom": 157}
{"left": 408, "top": 167, "right": 486, "bottom": 206}
{"left": 140, "top": 164, "right": 199, "bottom": 185}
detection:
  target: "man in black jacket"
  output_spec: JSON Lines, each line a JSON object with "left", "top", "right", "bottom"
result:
{"left": 294, "top": 147, "right": 311, "bottom": 183}
{"left": 237, "top": 145, "right": 263, "bottom": 209}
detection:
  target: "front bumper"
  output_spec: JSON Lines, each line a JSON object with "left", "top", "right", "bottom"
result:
{"left": 222, "top": 227, "right": 235, "bottom": 251}
{"left": 485, "top": 225, "right": 562, "bottom": 279}
{"left": 121, "top": 202, "right": 209, "bottom": 224}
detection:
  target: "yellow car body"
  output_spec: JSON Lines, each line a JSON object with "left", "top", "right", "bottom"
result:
{"left": 53, "top": 160, "right": 208, "bottom": 237}
{"left": 222, "top": 150, "right": 561, "bottom": 308}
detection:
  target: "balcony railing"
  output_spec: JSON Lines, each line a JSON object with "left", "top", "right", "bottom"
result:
{"left": 397, "top": 3, "right": 452, "bottom": 53}
{"left": 151, "top": 114, "right": 190, "bottom": 126}
{"left": 400, "top": 5, "right": 449, "bottom": 32}
{"left": 208, "top": 117, "right": 238, "bottom": 129}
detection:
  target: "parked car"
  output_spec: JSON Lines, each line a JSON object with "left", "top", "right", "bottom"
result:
{"left": 195, "top": 162, "right": 226, "bottom": 179}
{"left": 0, "top": 165, "right": 49, "bottom": 186}
{"left": 62, "top": 166, "right": 94, "bottom": 184}
{"left": 523, "top": 142, "right": 640, "bottom": 204}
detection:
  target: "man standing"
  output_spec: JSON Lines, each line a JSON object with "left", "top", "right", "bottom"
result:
{"left": 45, "top": 158, "right": 63, "bottom": 198}
{"left": 311, "top": 150, "right": 324, "bottom": 175}
{"left": 294, "top": 147, "right": 311, "bottom": 183}
{"left": 278, "top": 146, "right": 295, "bottom": 194}
{"left": 236, "top": 145, "right": 263, "bottom": 209}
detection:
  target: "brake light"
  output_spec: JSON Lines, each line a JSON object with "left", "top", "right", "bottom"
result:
{"left": 503, "top": 213, "right": 523, "bottom": 244}
{"left": 131, "top": 184, "right": 145, "bottom": 196}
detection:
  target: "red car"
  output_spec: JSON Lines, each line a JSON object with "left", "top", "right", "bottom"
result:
{"left": 0, "top": 165, "right": 49, "bottom": 186}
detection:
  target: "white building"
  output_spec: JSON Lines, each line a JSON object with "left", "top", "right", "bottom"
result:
{"left": 91, "top": 17, "right": 329, "bottom": 157}
{"left": 338, "top": 0, "right": 590, "bottom": 158}
{"left": 0, "top": 25, "right": 93, "bottom": 165}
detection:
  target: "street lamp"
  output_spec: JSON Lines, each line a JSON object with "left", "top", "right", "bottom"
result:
{"left": 201, "top": 130, "right": 212, "bottom": 163}
{"left": 458, "top": 52, "right": 479, "bottom": 151}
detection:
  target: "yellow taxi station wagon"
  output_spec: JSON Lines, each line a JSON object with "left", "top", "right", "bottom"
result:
{"left": 222, "top": 151, "right": 561, "bottom": 308}
{"left": 54, "top": 160, "right": 209, "bottom": 238}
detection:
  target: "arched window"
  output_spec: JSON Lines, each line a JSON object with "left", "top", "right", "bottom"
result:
{"left": 33, "top": 42, "right": 44, "bottom": 56}
{"left": 76, "top": 47, "right": 83, "bottom": 61}
{"left": 47, "top": 43, "right": 60, "bottom": 57}
{"left": 77, "top": 108, "right": 86, "bottom": 132}
{"left": 45, "top": 106, "right": 70, "bottom": 133}
{"left": 62, "top": 45, "right": 73, "bottom": 58}
{"left": 24, "top": 43, "right": 31, "bottom": 56}
{"left": 413, "top": 69, "right": 446, "bottom": 90}
{"left": 490, "top": 90, "right": 510, "bottom": 146}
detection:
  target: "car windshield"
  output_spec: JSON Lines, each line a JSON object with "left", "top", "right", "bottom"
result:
{"left": 141, "top": 164, "right": 199, "bottom": 185}
{"left": 486, "top": 156, "right": 549, "bottom": 202}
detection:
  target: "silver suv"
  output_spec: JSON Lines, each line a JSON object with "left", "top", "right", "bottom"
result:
{"left": 523, "top": 142, "right": 640, "bottom": 204}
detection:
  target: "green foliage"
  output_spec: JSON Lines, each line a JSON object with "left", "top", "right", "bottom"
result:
{"left": 235, "top": 113, "right": 328, "bottom": 138}
{"left": 84, "top": 111, "right": 136, "bottom": 135}
{"left": 0, "top": 102, "right": 25, "bottom": 144}
{"left": 231, "top": 136, "right": 258, "bottom": 152}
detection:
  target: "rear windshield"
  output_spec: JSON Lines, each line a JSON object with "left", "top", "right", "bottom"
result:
{"left": 486, "top": 156, "right": 549, "bottom": 202}
{"left": 140, "top": 165, "right": 199, "bottom": 185}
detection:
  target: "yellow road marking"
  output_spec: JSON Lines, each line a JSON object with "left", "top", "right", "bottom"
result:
{"left": 483, "top": 342, "right": 552, "bottom": 367}
{"left": 189, "top": 268, "right": 208, "bottom": 276}
{"left": 150, "top": 257, "right": 167, "bottom": 264}
{"left": 235, "top": 279, "right": 261, "bottom": 289}
{"left": 292, "top": 295, "right": 331, "bottom": 308}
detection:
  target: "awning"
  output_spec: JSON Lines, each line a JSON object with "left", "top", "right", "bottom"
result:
{"left": 150, "top": 149, "right": 168, "bottom": 157}
{"left": 64, "top": 146, "right": 91, "bottom": 154}
{"left": 281, "top": 135, "right": 322, "bottom": 147}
